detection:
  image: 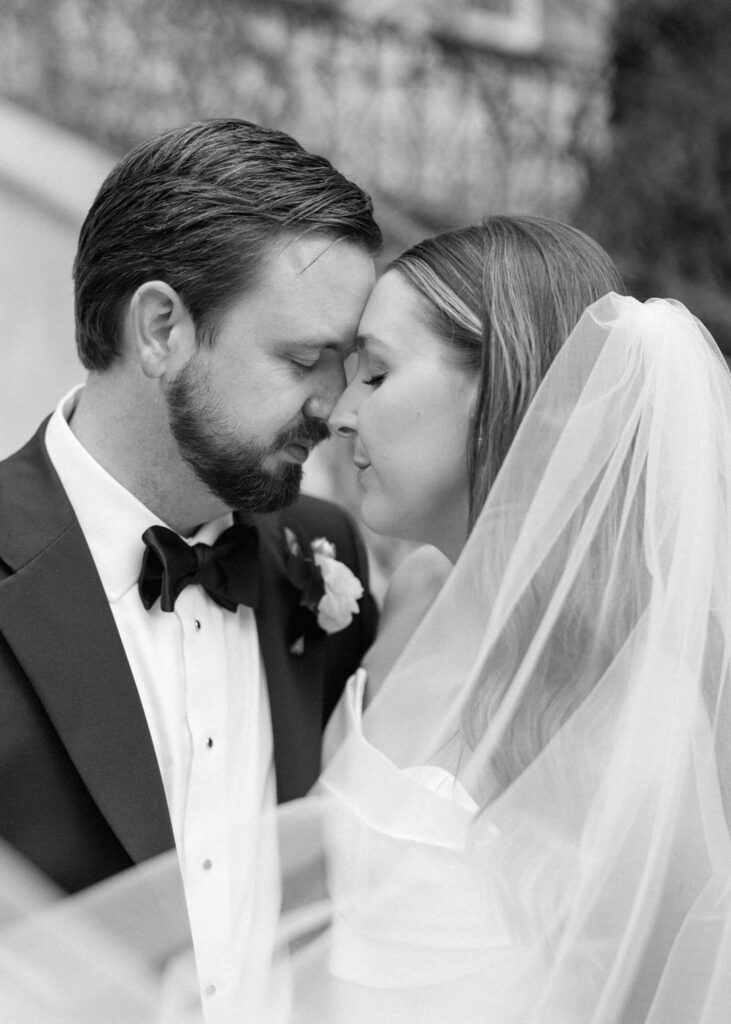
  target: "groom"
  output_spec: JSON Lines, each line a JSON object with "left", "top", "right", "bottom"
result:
{"left": 0, "top": 119, "right": 379, "bottom": 1008}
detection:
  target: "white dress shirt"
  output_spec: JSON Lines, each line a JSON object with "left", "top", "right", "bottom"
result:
{"left": 45, "top": 386, "right": 278, "bottom": 1023}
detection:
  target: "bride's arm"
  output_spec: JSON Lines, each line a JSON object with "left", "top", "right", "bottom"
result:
{"left": 362, "top": 545, "right": 452, "bottom": 707}
{"left": 321, "top": 545, "right": 451, "bottom": 762}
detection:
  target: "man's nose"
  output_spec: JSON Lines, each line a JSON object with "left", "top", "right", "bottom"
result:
{"left": 303, "top": 358, "right": 347, "bottom": 421}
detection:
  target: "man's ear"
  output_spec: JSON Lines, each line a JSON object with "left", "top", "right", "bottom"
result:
{"left": 128, "top": 281, "right": 194, "bottom": 379}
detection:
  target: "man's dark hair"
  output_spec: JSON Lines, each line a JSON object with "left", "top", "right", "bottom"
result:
{"left": 73, "top": 118, "right": 383, "bottom": 370}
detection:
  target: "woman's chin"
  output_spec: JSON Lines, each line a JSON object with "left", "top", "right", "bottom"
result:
{"left": 360, "top": 499, "right": 417, "bottom": 545}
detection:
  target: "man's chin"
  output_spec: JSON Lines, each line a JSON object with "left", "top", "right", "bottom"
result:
{"left": 260, "top": 467, "right": 302, "bottom": 512}
{"left": 206, "top": 463, "right": 303, "bottom": 514}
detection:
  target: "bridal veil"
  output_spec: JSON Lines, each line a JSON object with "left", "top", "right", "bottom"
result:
{"left": 2, "top": 293, "right": 731, "bottom": 1023}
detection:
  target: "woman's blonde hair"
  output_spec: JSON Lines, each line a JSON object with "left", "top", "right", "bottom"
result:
{"left": 388, "top": 215, "right": 627, "bottom": 524}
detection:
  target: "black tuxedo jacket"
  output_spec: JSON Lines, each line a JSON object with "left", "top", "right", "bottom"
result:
{"left": 0, "top": 423, "right": 377, "bottom": 893}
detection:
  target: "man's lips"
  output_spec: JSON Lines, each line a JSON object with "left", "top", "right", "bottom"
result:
{"left": 282, "top": 442, "right": 313, "bottom": 463}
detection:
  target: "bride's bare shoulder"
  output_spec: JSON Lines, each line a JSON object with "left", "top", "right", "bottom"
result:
{"left": 362, "top": 546, "right": 451, "bottom": 697}
{"left": 382, "top": 545, "right": 452, "bottom": 616}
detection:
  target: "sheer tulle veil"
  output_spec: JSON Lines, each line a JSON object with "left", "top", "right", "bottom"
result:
{"left": 2, "top": 293, "right": 731, "bottom": 1022}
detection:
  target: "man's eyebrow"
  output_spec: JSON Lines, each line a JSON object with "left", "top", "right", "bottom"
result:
{"left": 287, "top": 339, "right": 326, "bottom": 350}
{"left": 283, "top": 337, "right": 352, "bottom": 353}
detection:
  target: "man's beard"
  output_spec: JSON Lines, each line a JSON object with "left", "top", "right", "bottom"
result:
{"left": 165, "top": 357, "right": 330, "bottom": 514}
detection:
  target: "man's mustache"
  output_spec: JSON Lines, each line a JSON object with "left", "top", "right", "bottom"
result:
{"left": 275, "top": 418, "right": 331, "bottom": 451}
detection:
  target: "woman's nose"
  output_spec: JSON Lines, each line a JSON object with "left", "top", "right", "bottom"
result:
{"left": 329, "top": 386, "right": 358, "bottom": 438}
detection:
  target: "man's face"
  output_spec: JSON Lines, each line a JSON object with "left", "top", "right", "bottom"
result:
{"left": 165, "top": 235, "right": 376, "bottom": 513}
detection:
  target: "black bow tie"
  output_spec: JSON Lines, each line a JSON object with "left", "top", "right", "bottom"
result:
{"left": 138, "top": 523, "right": 260, "bottom": 613}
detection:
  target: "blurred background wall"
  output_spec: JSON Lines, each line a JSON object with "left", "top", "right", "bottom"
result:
{"left": 1, "top": 0, "right": 730, "bottom": 586}
{"left": 0, "top": 102, "right": 112, "bottom": 459}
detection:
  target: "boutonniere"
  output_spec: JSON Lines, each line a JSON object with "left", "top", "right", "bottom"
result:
{"left": 284, "top": 529, "right": 364, "bottom": 649}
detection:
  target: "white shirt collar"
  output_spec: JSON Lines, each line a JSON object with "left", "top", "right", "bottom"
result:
{"left": 44, "top": 385, "right": 233, "bottom": 604}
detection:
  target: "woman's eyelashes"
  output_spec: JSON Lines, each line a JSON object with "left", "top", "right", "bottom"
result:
{"left": 362, "top": 372, "right": 386, "bottom": 388}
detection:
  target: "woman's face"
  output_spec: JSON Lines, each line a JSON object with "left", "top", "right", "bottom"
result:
{"left": 330, "top": 271, "right": 479, "bottom": 561}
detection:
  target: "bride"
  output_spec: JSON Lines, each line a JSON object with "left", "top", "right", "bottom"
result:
{"left": 296, "top": 215, "right": 731, "bottom": 1023}
{"left": 2, "top": 215, "right": 731, "bottom": 1024}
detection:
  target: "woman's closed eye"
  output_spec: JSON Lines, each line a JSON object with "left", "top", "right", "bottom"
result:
{"left": 362, "top": 373, "right": 386, "bottom": 388}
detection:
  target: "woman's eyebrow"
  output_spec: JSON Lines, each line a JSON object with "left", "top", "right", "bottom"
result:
{"left": 355, "top": 333, "right": 388, "bottom": 353}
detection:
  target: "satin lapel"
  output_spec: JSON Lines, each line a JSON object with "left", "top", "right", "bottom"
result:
{"left": 254, "top": 521, "right": 326, "bottom": 803}
{"left": 0, "top": 430, "right": 174, "bottom": 864}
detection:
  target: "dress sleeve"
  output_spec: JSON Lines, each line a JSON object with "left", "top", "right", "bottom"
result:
{"left": 321, "top": 668, "right": 367, "bottom": 767}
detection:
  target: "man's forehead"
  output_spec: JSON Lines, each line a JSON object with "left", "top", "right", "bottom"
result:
{"left": 265, "top": 233, "right": 349, "bottom": 276}
{"left": 228, "top": 233, "right": 374, "bottom": 348}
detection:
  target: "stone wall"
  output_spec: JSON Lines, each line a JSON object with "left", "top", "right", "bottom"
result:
{"left": 0, "top": 0, "right": 613, "bottom": 241}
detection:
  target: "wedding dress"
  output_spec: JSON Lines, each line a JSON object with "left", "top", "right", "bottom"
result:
{"left": 309, "top": 667, "right": 541, "bottom": 1023}
{"left": 2, "top": 294, "right": 731, "bottom": 1023}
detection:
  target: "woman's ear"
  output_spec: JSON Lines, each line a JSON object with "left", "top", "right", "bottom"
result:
{"left": 128, "top": 281, "right": 195, "bottom": 379}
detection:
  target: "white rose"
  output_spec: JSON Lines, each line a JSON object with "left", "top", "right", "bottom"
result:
{"left": 313, "top": 550, "right": 364, "bottom": 633}
{"left": 311, "top": 536, "right": 338, "bottom": 560}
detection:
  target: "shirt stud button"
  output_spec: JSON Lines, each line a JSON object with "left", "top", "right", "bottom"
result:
{"left": 205, "top": 983, "right": 216, "bottom": 997}
{"left": 203, "top": 858, "right": 212, "bottom": 870}
{"left": 207, "top": 737, "right": 214, "bottom": 749}
{"left": 194, "top": 619, "right": 201, "bottom": 631}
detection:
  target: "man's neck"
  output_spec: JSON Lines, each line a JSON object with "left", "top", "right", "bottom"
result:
{"left": 70, "top": 373, "right": 228, "bottom": 536}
